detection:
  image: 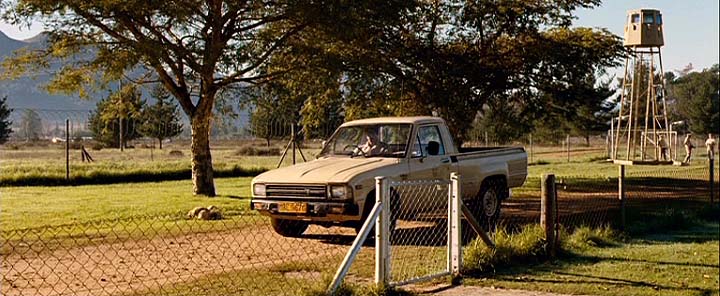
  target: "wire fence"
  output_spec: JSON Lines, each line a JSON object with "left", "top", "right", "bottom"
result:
{"left": 2, "top": 162, "right": 716, "bottom": 295}
{"left": 1, "top": 215, "right": 376, "bottom": 296}
{"left": 389, "top": 179, "right": 450, "bottom": 285}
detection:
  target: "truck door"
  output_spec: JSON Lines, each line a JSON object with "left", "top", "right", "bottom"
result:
{"left": 407, "top": 125, "right": 452, "bottom": 212}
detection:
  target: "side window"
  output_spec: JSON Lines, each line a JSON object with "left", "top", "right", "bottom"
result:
{"left": 656, "top": 14, "right": 662, "bottom": 25}
{"left": 411, "top": 125, "right": 446, "bottom": 157}
{"left": 631, "top": 14, "right": 640, "bottom": 23}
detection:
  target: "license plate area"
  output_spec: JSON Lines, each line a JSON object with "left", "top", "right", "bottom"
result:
{"left": 278, "top": 202, "right": 308, "bottom": 214}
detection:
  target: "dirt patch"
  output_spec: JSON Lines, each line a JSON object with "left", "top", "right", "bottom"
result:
{"left": 432, "top": 285, "right": 578, "bottom": 296}
{"left": 1, "top": 224, "right": 359, "bottom": 296}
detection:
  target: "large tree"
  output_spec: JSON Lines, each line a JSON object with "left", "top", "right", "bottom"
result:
{"left": 0, "top": 96, "right": 12, "bottom": 144}
{"left": 668, "top": 64, "right": 720, "bottom": 135}
{"left": 1, "top": 0, "right": 412, "bottom": 196}
{"left": 260, "top": 1, "right": 624, "bottom": 145}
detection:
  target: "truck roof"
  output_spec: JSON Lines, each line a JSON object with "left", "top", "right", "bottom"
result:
{"left": 340, "top": 116, "right": 445, "bottom": 126}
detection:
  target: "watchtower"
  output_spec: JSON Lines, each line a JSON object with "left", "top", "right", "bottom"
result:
{"left": 610, "top": 8, "right": 673, "bottom": 164}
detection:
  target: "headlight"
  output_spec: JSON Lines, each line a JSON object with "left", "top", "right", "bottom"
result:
{"left": 330, "top": 185, "right": 353, "bottom": 199}
{"left": 253, "top": 184, "right": 266, "bottom": 196}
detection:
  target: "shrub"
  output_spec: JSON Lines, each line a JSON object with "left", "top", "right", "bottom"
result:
{"left": 235, "top": 146, "right": 281, "bottom": 156}
{"left": 91, "top": 143, "right": 104, "bottom": 150}
{"left": 169, "top": 150, "right": 184, "bottom": 157}
{"left": 562, "top": 225, "right": 619, "bottom": 250}
{"left": 463, "top": 225, "right": 546, "bottom": 272}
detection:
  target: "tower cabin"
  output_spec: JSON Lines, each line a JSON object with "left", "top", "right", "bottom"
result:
{"left": 624, "top": 9, "right": 664, "bottom": 47}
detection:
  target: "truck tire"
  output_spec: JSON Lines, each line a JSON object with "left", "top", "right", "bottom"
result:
{"left": 271, "top": 218, "right": 309, "bottom": 237}
{"left": 473, "top": 178, "right": 506, "bottom": 233}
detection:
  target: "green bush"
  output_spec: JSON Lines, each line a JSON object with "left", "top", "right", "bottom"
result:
{"left": 562, "top": 225, "right": 620, "bottom": 250}
{"left": 235, "top": 146, "right": 281, "bottom": 156}
{"left": 463, "top": 224, "right": 547, "bottom": 272}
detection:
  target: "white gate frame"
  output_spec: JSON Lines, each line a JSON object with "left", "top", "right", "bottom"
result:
{"left": 329, "top": 173, "right": 494, "bottom": 293}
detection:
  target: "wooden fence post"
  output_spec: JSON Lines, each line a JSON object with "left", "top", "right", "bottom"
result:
{"left": 566, "top": 134, "right": 570, "bottom": 163}
{"left": 65, "top": 119, "right": 70, "bottom": 181}
{"left": 618, "top": 165, "right": 626, "bottom": 230}
{"left": 541, "top": 174, "right": 556, "bottom": 257}
{"left": 710, "top": 157, "right": 715, "bottom": 204}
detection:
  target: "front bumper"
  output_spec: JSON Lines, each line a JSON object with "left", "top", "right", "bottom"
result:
{"left": 250, "top": 199, "right": 360, "bottom": 222}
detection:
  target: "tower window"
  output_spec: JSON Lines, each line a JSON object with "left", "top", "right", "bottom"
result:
{"left": 656, "top": 14, "right": 663, "bottom": 25}
{"left": 631, "top": 14, "right": 640, "bottom": 23}
{"left": 643, "top": 13, "right": 655, "bottom": 24}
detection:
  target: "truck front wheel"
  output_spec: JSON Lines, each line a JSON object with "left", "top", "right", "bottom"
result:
{"left": 474, "top": 179, "right": 506, "bottom": 233}
{"left": 271, "top": 218, "right": 309, "bottom": 237}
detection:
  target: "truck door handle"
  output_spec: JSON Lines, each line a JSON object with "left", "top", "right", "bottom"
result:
{"left": 441, "top": 158, "right": 450, "bottom": 163}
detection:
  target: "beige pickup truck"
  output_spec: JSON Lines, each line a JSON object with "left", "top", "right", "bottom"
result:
{"left": 251, "top": 116, "right": 527, "bottom": 237}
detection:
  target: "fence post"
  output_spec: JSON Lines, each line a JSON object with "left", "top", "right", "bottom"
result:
{"left": 710, "top": 157, "right": 715, "bottom": 204}
{"left": 529, "top": 134, "right": 533, "bottom": 164}
{"left": 449, "top": 173, "right": 462, "bottom": 275}
{"left": 291, "top": 124, "right": 296, "bottom": 165}
{"left": 66, "top": 119, "right": 70, "bottom": 181}
{"left": 541, "top": 174, "right": 556, "bottom": 257}
{"left": 375, "top": 176, "right": 390, "bottom": 287}
{"left": 566, "top": 134, "right": 570, "bottom": 163}
{"left": 618, "top": 165, "right": 626, "bottom": 230}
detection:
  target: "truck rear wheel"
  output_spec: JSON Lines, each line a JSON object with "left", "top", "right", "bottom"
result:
{"left": 271, "top": 218, "right": 309, "bottom": 237}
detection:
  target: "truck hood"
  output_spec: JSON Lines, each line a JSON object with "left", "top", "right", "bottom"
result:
{"left": 253, "top": 157, "right": 401, "bottom": 184}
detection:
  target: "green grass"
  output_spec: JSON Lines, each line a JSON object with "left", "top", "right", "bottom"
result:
{"left": 464, "top": 222, "right": 719, "bottom": 296}
{"left": 1, "top": 177, "right": 254, "bottom": 231}
{"left": 463, "top": 214, "right": 720, "bottom": 296}
{"left": 0, "top": 141, "right": 322, "bottom": 186}
{"left": 0, "top": 177, "right": 260, "bottom": 253}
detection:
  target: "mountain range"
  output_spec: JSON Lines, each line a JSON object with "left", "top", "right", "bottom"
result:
{"left": 0, "top": 30, "right": 100, "bottom": 111}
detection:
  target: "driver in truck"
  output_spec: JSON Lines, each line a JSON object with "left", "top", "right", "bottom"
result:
{"left": 359, "top": 129, "right": 385, "bottom": 156}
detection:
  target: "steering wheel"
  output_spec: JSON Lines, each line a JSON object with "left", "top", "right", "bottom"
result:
{"left": 343, "top": 144, "right": 367, "bottom": 157}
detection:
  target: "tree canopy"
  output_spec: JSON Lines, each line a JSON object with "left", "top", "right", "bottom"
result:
{"left": 2, "top": 0, "right": 413, "bottom": 196}
{"left": 257, "top": 0, "right": 624, "bottom": 144}
{"left": 668, "top": 64, "right": 720, "bottom": 135}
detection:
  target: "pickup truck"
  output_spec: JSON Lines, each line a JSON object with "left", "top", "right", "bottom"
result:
{"left": 250, "top": 116, "right": 527, "bottom": 237}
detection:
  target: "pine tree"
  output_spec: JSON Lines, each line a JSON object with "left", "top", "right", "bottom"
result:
{"left": 139, "top": 85, "right": 183, "bottom": 149}
{"left": 88, "top": 86, "right": 144, "bottom": 148}
{"left": 0, "top": 96, "right": 12, "bottom": 144}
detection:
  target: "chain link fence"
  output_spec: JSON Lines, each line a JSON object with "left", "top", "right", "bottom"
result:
{"left": 1, "top": 214, "right": 376, "bottom": 296}
{"left": 2, "top": 161, "right": 717, "bottom": 295}
{"left": 388, "top": 179, "right": 450, "bottom": 286}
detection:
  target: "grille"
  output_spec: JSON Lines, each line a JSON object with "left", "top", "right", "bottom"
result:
{"left": 266, "top": 185, "right": 327, "bottom": 198}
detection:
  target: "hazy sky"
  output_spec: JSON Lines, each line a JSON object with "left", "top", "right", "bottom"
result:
{"left": 1, "top": 0, "right": 718, "bottom": 74}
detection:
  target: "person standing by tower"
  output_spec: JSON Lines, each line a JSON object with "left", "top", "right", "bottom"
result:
{"left": 706, "top": 134, "right": 716, "bottom": 160}
{"left": 683, "top": 134, "right": 695, "bottom": 163}
{"left": 658, "top": 135, "right": 669, "bottom": 161}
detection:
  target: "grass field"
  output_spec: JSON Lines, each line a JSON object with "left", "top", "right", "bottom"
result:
{"left": 0, "top": 140, "right": 322, "bottom": 185}
{"left": 1, "top": 139, "right": 718, "bottom": 296}
{"left": 463, "top": 221, "right": 720, "bottom": 296}
{"left": 1, "top": 177, "right": 254, "bottom": 231}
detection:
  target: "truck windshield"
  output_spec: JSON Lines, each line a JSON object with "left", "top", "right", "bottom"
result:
{"left": 319, "top": 124, "right": 412, "bottom": 158}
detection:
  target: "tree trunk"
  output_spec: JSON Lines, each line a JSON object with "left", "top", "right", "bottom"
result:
{"left": 158, "top": 138, "right": 163, "bottom": 150}
{"left": 191, "top": 114, "right": 215, "bottom": 196}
